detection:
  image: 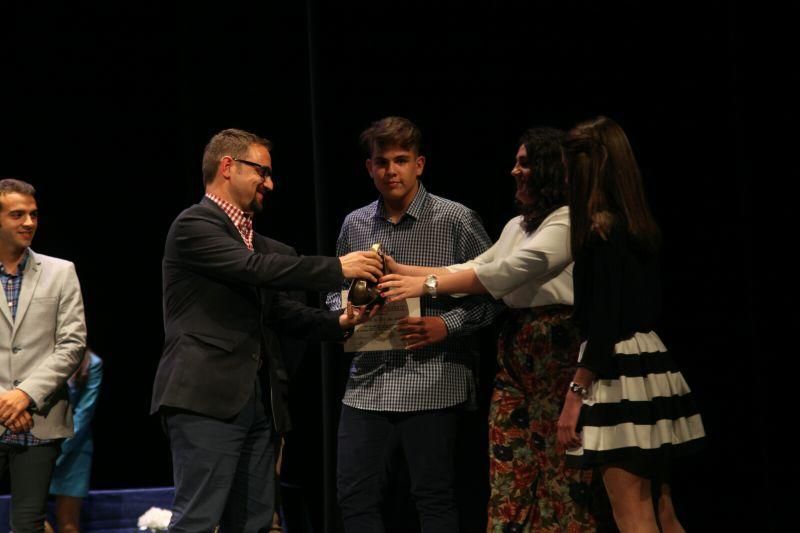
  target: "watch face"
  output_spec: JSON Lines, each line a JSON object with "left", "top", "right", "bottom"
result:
{"left": 425, "top": 275, "right": 437, "bottom": 291}
{"left": 424, "top": 275, "right": 437, "bottom": 297}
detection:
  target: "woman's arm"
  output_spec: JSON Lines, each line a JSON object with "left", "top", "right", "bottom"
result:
{"left": 379, "top": 268, "right": 489, "bottom": 302}
{"left": 556, "top": 233, "right": 621, "bottom": 449}
{"left": 59, "top": 355, "right": 103, "bottom": 456}
{"left": 383, "top": 212, "right": 571, "bottom": 302}
{"left": 384, "top": 255, "right": 452, "bottom": 277}
{"left": 557, "top": 367, "right": 595, "bottom": 449}
{"left": 384, "top": 220, "right": 499, "bottom": 277}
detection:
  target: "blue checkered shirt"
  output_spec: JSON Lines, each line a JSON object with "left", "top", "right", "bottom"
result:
{"left": 1, "top": 251, "right": 50, "bottom": 446}
{"left": 326, "top": 183, "right": 502, "bottom": 412}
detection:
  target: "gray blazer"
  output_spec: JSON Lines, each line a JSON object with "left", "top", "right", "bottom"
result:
{"left": 0, "top": 249, "right": 87, "bottom": 439}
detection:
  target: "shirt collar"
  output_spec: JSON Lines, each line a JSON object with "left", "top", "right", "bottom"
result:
{"left": 0, "top": 249, "right": 29, "bottom": 277}
{"left": 374, "top": 182, "right": 428, "bottom": 222}
{"left": 205, "top": 193, "right": 253, "bottom": 225}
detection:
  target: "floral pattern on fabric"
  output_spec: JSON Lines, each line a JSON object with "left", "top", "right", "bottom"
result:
{"left": 487, "top": 306, "right": 595, "bottom": 533}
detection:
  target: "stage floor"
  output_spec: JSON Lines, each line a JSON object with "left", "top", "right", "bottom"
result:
{"left": 0, "top": 487, "right": 174, "bottom": 532}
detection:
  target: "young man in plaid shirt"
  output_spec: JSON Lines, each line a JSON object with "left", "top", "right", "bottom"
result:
{"left": 327, "top": 117, "right": 501, "bottom": 531}
{"left": 0, "top": 179, "right": 86, "bottom": 532}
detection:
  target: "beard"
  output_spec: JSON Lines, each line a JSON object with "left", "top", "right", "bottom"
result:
{"left": 249, "top": 191, "right": 266, "bottom": 213}
{"left": 249, "top": 198, "right": 263, "bottom": 213}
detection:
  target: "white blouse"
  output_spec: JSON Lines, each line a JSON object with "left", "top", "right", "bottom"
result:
{"left": 447, "top": 206, "right": 573, "bottom": 309}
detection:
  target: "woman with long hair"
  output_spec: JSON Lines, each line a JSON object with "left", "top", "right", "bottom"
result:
{"left": 379, "top": 128, "right": 596, "bottom": 532}
{"left": 557, "top": 116, "right": 705, "bottom": 532}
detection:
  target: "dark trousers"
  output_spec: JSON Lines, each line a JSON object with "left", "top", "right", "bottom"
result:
{"left": 164, "top": 380, "right": 275, "bottom": 532}
{"left": 337, "top": 404, "right": 460, "bottom": 532}
{"left": 0, "top": 442, "right": 60, "bottom": 533}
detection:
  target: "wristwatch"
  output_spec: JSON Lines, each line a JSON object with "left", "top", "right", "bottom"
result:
{"left": 568, "top": 381, "right": 589, "bottom": 399}
{"left": 423, "top": 274, "right": 438, "bottom": 298}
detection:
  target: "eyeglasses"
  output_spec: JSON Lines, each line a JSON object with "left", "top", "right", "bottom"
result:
{"left": 233, "top": 158, "right": 273, "bottom": 181}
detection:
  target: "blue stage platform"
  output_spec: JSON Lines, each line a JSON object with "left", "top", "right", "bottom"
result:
{"left": 0, "top": 487, "right": 174, "bottom": 532}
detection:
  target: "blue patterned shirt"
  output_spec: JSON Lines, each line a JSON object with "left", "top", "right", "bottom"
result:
{"left": 1, "top": 251, "right": 50, "bottom": 446}
{"left": 327, "top": 183, "right": 502, "bottom": 412}
{"left": 0, "top": 251, "right": 27, "bottom": 321}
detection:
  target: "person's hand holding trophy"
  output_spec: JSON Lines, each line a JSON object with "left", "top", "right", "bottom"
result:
{"left": 347, "top": 243, "right": 387, "bottom": 309}
{"left": 340, "top": 243, "right": 386, "bottom": 332}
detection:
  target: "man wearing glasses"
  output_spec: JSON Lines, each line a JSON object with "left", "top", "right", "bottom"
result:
{"left": 0, "top": 178, "right": 87, "bottom": 532}
{"left": 151, "top": 129, "right": 384, "bottom": 532}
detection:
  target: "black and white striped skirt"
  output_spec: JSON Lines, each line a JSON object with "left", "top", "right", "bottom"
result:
{"left": 565, "top": 331, "right": 705, "bottom": 477}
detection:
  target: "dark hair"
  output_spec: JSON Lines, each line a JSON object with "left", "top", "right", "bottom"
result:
{"left": 516, "top": 128, "right": 568, "bottom": 233}
{"left": 562, "top": 116, "right": 661, "bottom": 257}
{"left": 202, "top": 129, "right": 273, "bottom": 185}
{"left": 359, "top": 116, "right": 422, "bottom": 156}
{"left": 0, "top": 179, "right": 36, "bottom": 212}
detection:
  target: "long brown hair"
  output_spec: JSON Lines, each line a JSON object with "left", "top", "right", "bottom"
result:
{"left": 563, "top": 116, "right": 660, "bottom": 256}
{"left": 517, "top": 128, "right": 567, "bottom": 233}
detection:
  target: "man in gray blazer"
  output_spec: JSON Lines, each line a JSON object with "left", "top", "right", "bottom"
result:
{"left": 0, "top": 178, "right": 87, "bottom": 532}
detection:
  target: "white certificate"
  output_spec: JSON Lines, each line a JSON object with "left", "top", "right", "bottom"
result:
{"left": 341, "top": 290, "right": 421, "bottom": 352}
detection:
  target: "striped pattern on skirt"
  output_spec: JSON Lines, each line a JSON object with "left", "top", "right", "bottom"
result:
{"left": 565, "top": 331, "right": 705, "bottom": 474}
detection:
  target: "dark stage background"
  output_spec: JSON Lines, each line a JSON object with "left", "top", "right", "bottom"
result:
{"left": 2, "top": 0, "right": 794, "bottom": 531}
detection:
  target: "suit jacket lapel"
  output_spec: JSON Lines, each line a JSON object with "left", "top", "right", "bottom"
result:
{"left": 12, "top": 249, "right": 42, "bottom": 337}
{"left": 201, "top": 196, "right": 245, "bottom": 244}
{"left": 203, "top": 197, "right": 261, "bottom": 301}
{"left": 251, "top": 233, "right": 267, "bottom": 303}
{"left": 0, "top": 278, "right": 11, "bottom": 326}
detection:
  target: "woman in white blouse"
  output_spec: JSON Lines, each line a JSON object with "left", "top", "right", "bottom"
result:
{"left": 379, "top": 128, "right": 597, "bottom": 532}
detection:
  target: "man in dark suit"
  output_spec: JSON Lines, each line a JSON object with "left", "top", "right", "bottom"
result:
{"left": 151, "top": 129, "right": 383, "bottom": 532}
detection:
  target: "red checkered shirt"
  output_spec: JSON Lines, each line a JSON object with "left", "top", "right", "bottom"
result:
{"left": 205, "top": 193, "right": 254, "bottom": 251}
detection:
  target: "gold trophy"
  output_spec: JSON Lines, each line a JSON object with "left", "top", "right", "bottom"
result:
{"left": 347, "top": 243, "right": 386, "bottom": 309}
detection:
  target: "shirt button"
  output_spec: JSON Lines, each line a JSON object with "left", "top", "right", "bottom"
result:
{"left": 12, "top": 346, "right": 21, "bottom": 353}
{"left": 251, "top": 353, "right": 259, "bottom": 361}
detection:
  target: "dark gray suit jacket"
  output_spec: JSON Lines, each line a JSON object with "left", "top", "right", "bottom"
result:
{"left": 151, "top": 197, "right": 344, "bottom": 421}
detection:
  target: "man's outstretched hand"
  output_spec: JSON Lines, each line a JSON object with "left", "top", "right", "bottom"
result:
{"left": 339, "top": 251, "right": 384, "bottom": 282}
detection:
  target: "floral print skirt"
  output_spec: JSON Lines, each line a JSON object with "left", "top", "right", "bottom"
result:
{"left": 487, "top": 306, "right": 596, "bottom": 533}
